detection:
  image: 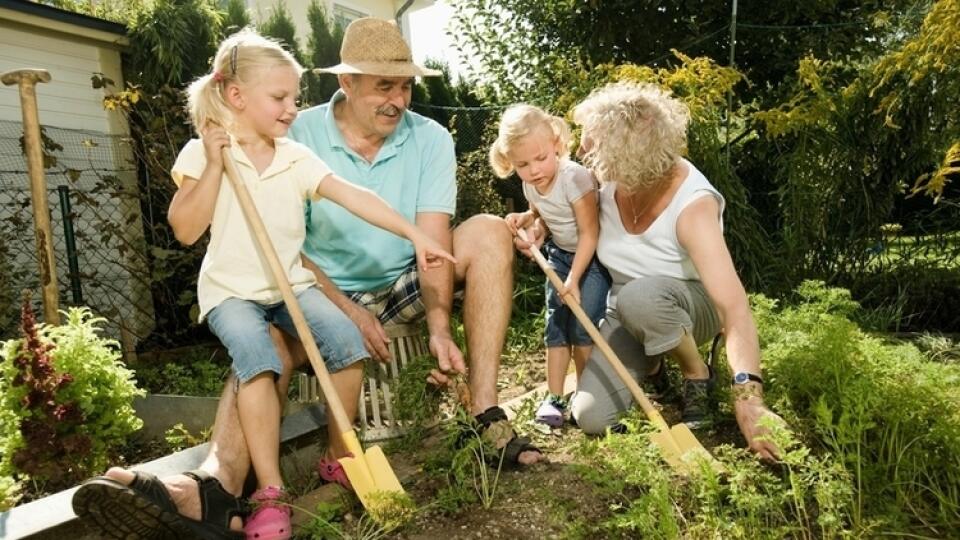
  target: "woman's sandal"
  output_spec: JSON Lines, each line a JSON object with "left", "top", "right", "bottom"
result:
{"left": 468, "top": 406, "right": 543, "bottom": 470}
{"left": 245, "top": 486, "right": 291, "bottom": 540}
{"left": 72, "top": 469, "right": 246, "bottom": 539}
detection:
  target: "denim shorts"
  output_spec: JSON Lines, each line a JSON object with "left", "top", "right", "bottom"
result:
{"left": 206, "top": 287, "right": 368, "bottom": 384}
{"left": 544, "top": 241, "right": 611, "bottom": 347}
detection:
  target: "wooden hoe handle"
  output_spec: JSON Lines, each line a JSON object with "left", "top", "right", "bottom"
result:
{"left": 517, "top": 229, "right": 670, "bottom": 431}
{"left": 219, "top": 148, "right": 361, "bottom": 453}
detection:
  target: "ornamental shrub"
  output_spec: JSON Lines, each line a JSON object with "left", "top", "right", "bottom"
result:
{"left": 0, "top": 300, "right": 144, "bottom": 492}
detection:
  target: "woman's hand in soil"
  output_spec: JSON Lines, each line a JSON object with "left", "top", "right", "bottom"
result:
{"left": 734, "top": 397, "right": 784, "bottom": 461}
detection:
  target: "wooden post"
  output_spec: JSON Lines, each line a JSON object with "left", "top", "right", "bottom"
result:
{"left": 2, "top": 68, "right": 59, "bottom": 324}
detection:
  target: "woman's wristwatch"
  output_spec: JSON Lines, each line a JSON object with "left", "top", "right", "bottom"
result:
{"left": 731, "top": 372, "right": 764, "bottom": 401}
{"left": 732, "top": 372, "right": 764, "bottom": 385}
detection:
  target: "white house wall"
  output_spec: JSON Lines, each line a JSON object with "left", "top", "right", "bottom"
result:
{"left": 243, "top": 0, "right": 433, "bottom": 50}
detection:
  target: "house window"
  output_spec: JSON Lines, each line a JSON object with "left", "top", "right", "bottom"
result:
{"left": 333, "top": 4, "right": 366, "bottom": 29}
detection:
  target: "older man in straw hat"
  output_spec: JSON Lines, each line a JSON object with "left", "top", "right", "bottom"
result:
{"left": 279, "top": 17, "right": 544, "bottom": 475}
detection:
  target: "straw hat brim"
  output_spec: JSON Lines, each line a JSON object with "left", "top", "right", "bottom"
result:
{"left": 314, "top": 61, "right": 441, "bottom": 77}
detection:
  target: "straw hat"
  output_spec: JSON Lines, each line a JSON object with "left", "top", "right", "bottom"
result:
{"left": 314, "top": 18, "right": 441, "bottom": 77}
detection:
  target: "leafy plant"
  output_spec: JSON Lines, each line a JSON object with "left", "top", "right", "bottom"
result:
{"left": 388, "top": 353, "right": 444, "bottom": 451}
{"left": 163, "top": 423, "right": 210, "bottom": 452}
{"left": 755, "top": 280, "right": 960, "bottom": 534}
{"left": 135, "top": 349, "right": 229, "bottom": 396}
{"left": 0, "top": 473, "right": 20, "bottom": 511}
{"left": 0, "top": 300, "right": 144, "bottom": 491}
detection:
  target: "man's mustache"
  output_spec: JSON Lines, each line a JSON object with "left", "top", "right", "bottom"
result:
{"left": 376, "top": 104, "right": 403, "bottom": 116}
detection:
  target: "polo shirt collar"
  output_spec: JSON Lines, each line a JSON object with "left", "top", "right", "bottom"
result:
{"left": 226, "top": 135, "right": 295, "bottom": 180}
{"left": 324, "top": 90, "right": 413, "bottom": 165}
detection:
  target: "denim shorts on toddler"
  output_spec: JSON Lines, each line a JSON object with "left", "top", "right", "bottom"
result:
{"left": 206, "top": 287, "right": 368, "bottom": 384}
{"left": 544, "top": 241, "right": 611, "bottom": 347}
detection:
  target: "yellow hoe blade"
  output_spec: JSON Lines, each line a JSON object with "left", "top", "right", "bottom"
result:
{"left": 648, "top": 421, "right": 718, "bottom": 474}
{"left": 338, "top": 434, "right": 405, "bottom": 508}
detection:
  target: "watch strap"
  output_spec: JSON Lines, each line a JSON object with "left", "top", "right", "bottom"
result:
{"left": 732, "top": 372, "right": 764, "bottom": 385}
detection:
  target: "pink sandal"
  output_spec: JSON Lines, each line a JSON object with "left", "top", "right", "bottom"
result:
{"left": 244, "top": 486, "right": 291, "bottom": 540}
{"left": 316, "top": 455, "right": 352, "bottom": 490}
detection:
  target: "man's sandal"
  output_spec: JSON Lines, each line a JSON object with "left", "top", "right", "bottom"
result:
{"left": 72, "top": 469, "right": 246, "bottom": 539}
{"left": 469, "top": 406, "right": 543, "bottom": 469}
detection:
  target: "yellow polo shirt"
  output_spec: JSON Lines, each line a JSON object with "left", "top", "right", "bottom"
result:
{"left": 171, "top": 137, "right": 331, "bottom": 321}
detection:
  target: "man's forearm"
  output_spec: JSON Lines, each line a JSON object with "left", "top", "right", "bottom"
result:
{"left": 419, "top": 250, "right": 454, "bottom": 337}
{"left": 416, "top": 214, "right": 455, "bottom": 337}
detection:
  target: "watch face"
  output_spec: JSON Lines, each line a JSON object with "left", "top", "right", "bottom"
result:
{"left": 734, "top": 373, "right": 749, "bottom": 384}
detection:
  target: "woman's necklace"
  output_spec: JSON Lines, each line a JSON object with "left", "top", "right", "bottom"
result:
{"left": 620, "top": 172, "right": 675, "bottom": 227}
{"left": 625, "top": 191, "right": 655, "bottom": 225}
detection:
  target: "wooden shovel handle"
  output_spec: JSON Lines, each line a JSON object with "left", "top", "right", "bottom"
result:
{"left": 220, "top": 148, "right": 362, "bottom": 455}
{"left": 517, "top": 229, "right": 669, "bottom": 431}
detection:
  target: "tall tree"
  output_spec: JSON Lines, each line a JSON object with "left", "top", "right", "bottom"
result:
{"left": 450, "top": 0, "right": 921, "bottom": 105}
{"left": 304, "top": 0, "right": 344, "bottom": 105}
{"left": 258, "top": 0, "right": 304, "bottom": 63}
{"left": 123, "top": 0, "right": 223, "bottom": 92}
{"left": 223, "top": 0, "right": 251, "bottom": 36}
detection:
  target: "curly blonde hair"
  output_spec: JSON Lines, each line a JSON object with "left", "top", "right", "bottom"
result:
{"left": 572, "top": 82, "right": 690, "bottom": 192}
{"left": 488, "top": 104, "right": 571, "bottom": 178}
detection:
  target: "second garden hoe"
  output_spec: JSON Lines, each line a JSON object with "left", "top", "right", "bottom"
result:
{"left": 517, "top": 229, "right": 717, "bottom": 474}
{"left": 220, "top": 148, "right": 406, "bottom": 511}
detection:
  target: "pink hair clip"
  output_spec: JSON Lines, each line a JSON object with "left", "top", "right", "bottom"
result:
{"left": 212, "top": 71, "right": 225, "bottom": 83}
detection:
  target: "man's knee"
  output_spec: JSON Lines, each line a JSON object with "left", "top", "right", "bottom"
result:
{"left": 455, "top": 214, "right": 514, "bottom": 261}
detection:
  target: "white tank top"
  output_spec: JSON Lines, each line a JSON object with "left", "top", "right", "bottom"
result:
{"left": 597, "top": 160, "right": 725, "bottom": 306}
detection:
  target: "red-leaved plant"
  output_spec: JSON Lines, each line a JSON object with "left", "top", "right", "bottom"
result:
{"left": 8, "top": 296, "right": 90, "bottom": 486}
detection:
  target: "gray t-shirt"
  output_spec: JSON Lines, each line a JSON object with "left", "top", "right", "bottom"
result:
{"left": 522, "top": 160, "right": 598, "bottom": 252}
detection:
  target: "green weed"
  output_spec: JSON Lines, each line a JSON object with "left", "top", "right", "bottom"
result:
{"left": 387, "top": 354, "right": 444, "bottom": 452}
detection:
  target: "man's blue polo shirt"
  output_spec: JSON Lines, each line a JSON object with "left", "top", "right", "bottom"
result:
{"left": 289, "top": 91, "right": 457, "bottom": 292}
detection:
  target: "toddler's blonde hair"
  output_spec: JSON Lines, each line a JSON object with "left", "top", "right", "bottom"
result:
{"left": 186, "top": 28, "right": 304, "bottom": 134}
{"left": 489, "top": 104, "right": 571, "bottom": 178}
{"left": 572, "top": 82, "right": 690, "bottom": 192}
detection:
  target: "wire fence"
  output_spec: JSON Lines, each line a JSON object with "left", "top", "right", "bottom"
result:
{"left": 0, "top": 120, "right": 155, "bottom": 345}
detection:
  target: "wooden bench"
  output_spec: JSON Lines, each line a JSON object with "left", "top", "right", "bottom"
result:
{"left": 296, "top": 322, "right": 431, "bottom": 442}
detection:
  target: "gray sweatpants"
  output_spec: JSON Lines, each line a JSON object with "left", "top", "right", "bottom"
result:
{"left": 570, "top": 276, "right": 721, "bottom": 435}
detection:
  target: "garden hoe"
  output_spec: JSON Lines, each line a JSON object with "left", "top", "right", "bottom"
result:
{"left": 220, "top": 148, "right": 407, "bottom": 512}
{"left": 517, "top": 230, "right": 717, "bottom": 474}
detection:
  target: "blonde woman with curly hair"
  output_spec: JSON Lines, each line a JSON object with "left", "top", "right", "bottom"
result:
{"left": 519, "top": 82, "right": 782, "bottom": 460}
{"left": 491, "top": 105, "right": 610, "bottom": 427}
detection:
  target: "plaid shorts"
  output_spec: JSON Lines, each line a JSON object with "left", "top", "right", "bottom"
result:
{"left": 345, "top": 263, "right": 464, "bottom": 326}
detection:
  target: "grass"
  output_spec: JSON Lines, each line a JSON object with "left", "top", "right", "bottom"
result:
{"left": 865, "top": 229, "right": 960, "bottom": 271}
